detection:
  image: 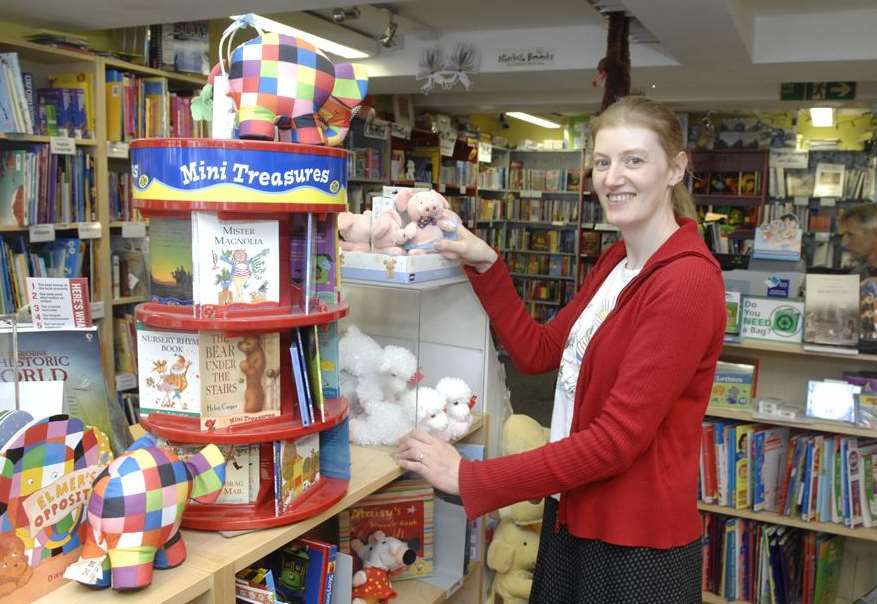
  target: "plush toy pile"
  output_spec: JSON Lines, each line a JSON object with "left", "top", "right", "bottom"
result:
{"left": 340, "top": 325, "right": 476, "bottom": 446}
{"left": 339, "top": 188, "right": 461, "bottom": 255}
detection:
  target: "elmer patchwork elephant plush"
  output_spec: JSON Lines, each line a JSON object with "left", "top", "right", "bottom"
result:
{"left": 213, "top": 32, "right": 368, "bottom": 144}
{"left": 65, "top": 435, "right": 225, "bottom": 590}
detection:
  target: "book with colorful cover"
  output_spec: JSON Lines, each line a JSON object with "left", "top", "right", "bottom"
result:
{"left": 137, "top": 326, "right": 282, "bottom": 430}
{"left": 752, "top": 427, "right": 790, "bottom": 513}
{"left": 192, "top": 212, "right": 280, "bottom": 309}
{"left": 813, "top": 534, "right": 845, "bottom": 604}
{"left": 710, "top": 360, "right": 758, "bottom": 410}
{"left": 725, "top": 290, "right": 742, "bottom": 335}
{"left": 48, "top": 71, "right": 93, "bottom": 137}
{"left": 338, "top": 478, "right": 434, "bottom": 580}
{"left": 315, "top": 214, "right": 338, "bottom": 306}
{"left": 156, "top": 441, "right": 257, "bottom": 505}
{"left": 317, "top": 321, "right": 340, "bottom": 400}
{"left": 0, "top": 150, "right": 27, "bottom": 226}
{"left": 289, "top": 339, "right": 313, "bottom": 426}
{"left": 300, "top": 326, "right": 325, "bottom": 422}
{"left": 273, "top": 432, "right": 320, "bottom": 516}
{"left": 281, "top": 537, "right": 338, "bottom": 604}
{"left": 136, "top": 325, "right": 201, "bottom": 419}
{"left": 149, "top": 216, "right": 194, "bottom": 305}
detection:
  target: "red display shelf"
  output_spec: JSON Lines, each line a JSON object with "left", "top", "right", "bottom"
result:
{"left": 134, "top": 198, "right": 348, "bottom": 214}
{"left": 182, "top": 474, "right": 348, "bottom": 531}
{"left": 144, "top": 398, "right": 348, "bottom": 445}
{"left": 135, "top": 301, "right": 348, "bottom": 333}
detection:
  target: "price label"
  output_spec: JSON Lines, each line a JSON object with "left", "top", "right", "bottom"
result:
{"left": 49, "top": 136, "right": 76, "bottom": 156}
{"left": 115, "top": 373, "right": 137, "bottom": 392}
{"left": 478, "top": 142, "right": 492, "bottom": 163}
{"left": 121, "top": 222, "right": 146, "bottom": 238}
{"left": 520, "top": 190, "right": 542, "bottom": 198}
{"left": 793, "top": 196, "right": 809, "bottom": 207}
{"left": 107, "top": 142, "right": 129, "bottom": 158}
{"left": 91, "top": 301, "right": 104, "bottom": 319}
{"left": 439, "top": 134, "right": 456, "bottom": 157}
{"left": 390, "top": 122, "right": 412, "bottom": 140}
{"left": 820, "top": 197, "right": 837, "bottom": 207}
{"left": 29, "top": 224, "right": 55, "bottom": 242}
{"left": 77, "top": 222, "right": 102, "bottom": 239}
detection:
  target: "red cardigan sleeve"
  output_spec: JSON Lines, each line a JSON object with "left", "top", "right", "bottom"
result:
{"left": 464, "top": 258, "right": 597, "bottom": 375}
{"left": 458, "top": 257, "right": 725, "bottom": 518}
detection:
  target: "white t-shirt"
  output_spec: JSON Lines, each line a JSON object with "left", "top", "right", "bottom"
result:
{"left": 549, "top": 258, "right": 641, "bottom": 445}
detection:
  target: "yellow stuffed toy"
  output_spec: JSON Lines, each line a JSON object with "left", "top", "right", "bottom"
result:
{"left": 498, "top": 414, "right": 549, "bottom": 528}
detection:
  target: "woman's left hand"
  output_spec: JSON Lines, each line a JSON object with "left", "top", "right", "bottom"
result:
{"left": 395, "top": 430, "right": 462, "bottom": 495}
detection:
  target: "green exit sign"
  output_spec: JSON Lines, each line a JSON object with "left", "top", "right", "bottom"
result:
{"left": 781, "top": 81, "right": 856, "bottom": 101}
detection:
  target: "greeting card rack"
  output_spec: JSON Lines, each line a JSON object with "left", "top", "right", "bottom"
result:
{"left": 130, "top": 138, "right": 352, "bottom": 531}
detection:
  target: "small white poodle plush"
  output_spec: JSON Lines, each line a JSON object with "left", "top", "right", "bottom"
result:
{"left": 349, "top": 399, "right": 412, "bottom": 446}
{"left": 401, "top": 386, "right": 450, "bottom": 438}
{"left": 340, "top": 325, "right": 383, "bottom": 412}
{"left": 435, "top": 377, "right": 476, "bottom": 441}
{"left": 356, "top": 344, "right": 419, "bottom": 405}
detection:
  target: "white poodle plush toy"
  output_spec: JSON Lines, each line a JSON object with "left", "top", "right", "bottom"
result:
{"left": 339, "top": 325, "right": 383, "bottom": 413}
{"left": 401, "top": 386, "right": 450, "bottom": 438}
{"left": 435, "top": 377, "right": 476, "bottom": 441}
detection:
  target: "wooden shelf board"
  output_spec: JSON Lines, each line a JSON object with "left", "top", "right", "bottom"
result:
{"left": 724, "top": 338, "right": 877, "bottom": 363}
{"left": 0, "top": 221, "right": 95, "bottom": 232}
{"left": 113, "top": 296, "right": 148, "bottom": 306}
{"left": 102, "top": 57, "right": 206, "bottom": 86}
{"left": 706, "top": 405, "right": 877, "bottom": 439}
{"left": 0, "top": 37, "right": 97, "bottom": 63}
{"left": 35, "top": 560, "right": 214, "bottom": 604}
{"left": 697, "top": 502, "right": 877, "bottom": 542}
{"left": 702, "top": 591, "right": 748, "bottom": 604}
{"left": 0, "top": 133, "right": 97, "bottom": 145}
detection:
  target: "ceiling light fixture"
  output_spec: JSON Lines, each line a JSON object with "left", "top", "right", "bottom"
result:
{"left": 331, "top": 7, "right": 361, "bottom": 24}
{"left": 506, "top": 112, "right": 562, "bottom": 129}
{"left": 229, "top": 13, "right": 371, "bottom": 59}
{"left": 378, "top": 8, "right": 399, "bottom": 48}
{"left": 810, "top": 107, "right": 835, "bottom": 127}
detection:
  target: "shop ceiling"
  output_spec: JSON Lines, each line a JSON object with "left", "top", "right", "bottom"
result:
{"left": 2, "top": 0, "right": 876, "bottom": 115}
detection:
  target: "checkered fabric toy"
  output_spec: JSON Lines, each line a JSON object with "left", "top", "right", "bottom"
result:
{"left": 214, "top": 32, "right": 368, "bottom": 144}
{"left": 67, "top": 434, "right": 225, "bottom": 590}
{"left": 0, "top": 414, "right": 108, "bottom": 568}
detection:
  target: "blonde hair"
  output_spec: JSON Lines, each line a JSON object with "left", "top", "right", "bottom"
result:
{"left": 590, "top": 96, "right": 697, "bottom": 220}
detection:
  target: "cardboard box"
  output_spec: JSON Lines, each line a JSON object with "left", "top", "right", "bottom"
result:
{"left": 340, "top": 251, "right": 461, "bottom": 284}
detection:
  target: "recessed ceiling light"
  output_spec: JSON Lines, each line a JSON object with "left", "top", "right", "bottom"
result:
{"left": 650, "top": 83, "right": 656, "bottom": 89}
{"left": 809, "top": 107, "right": 834, "bottom": 127}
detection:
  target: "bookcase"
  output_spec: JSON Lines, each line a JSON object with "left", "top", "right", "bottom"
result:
{"left": 0, "top": 35, "right": 205, "bottom": 408}
{"left": 474, "top": 148, "right": 587, "bottom": 322}
{"left": 701, "top": 339, "right": 877, "bottom": 603}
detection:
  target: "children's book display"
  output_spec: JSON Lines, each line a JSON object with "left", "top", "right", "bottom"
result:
{"left": 129, "top": 17, "right": 368, "bottom": 531}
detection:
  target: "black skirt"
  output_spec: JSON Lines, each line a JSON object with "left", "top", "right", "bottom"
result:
{"left": 529, "top": 497, "right": 702, "bottom": 604}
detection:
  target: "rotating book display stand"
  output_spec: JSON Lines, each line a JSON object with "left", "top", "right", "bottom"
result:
{"left": 130, "top": 138, "right": 352, "bottom": 531}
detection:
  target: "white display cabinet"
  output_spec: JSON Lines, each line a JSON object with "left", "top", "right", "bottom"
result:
{"left": 340, "top": 275, "right": 511, "bottom": 457}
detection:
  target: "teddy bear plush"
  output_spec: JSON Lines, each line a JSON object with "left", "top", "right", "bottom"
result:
{"left": 394, "top": 189, "right": 458, "bottom": 255}
{"left": 486, "top": 519, "right": 540, "bottom": 604}
{"left": 339, "top": 211, "right": 373, "bottom": 252}
{"left": 370, "top": 208, "right": 416, "bottom": 255}
{"left": 498, "top": 415, "right": 549, "bottom": 528}
{"left": 434, "top": 377, "right": 476, "bottom": 441}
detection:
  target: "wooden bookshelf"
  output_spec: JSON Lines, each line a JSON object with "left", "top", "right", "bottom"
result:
{"left": 0, "top": 133, "right": 96, "bottom": 145}
{"left": 698, "top": 503, "right": 877, "bottom": 542}
{"left": 706, "top": 405, "right": 877, "bottom": 439}
{"left": 112, "top": 295, "right": 149, "bottom": 306}
{"left": 724, "top": 338, "right": 877, "bottom": 363}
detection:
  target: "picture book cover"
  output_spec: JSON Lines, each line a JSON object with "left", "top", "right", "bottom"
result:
{"left": 289, "top": 213, "right": 333, "bottom": 312}
{"left": 280, "top": 537, "right": 338, "bottom": 604}
{"left": 200, "top": 331, "right": 281, "bottom": 431}
{"left": 193, "top": 212, "right": 279, "bottom": 308}
{"left": 752, "top": 427, "right": 790, "bottom": 513}
{"left": 273, "top": 432, "right": 320, "bottom": 516}
{"left": 725, "top": 290, "right": 742, "bottom": 335}
{"left": 137, "top": 325, "right": 201, "bottom": 419}
{"left": 317, "top": 321, "right": 340, "bottom": 400}
{"left": 753, "top": 216, "right": 802, "bottom": 261}
{"left": 804, "top": 274, "right": 860, "bottom": 348}
{"left": 0, "top": 326, "right": 130, "bottom": 455}
{"left": 813, "top": 163, "right": 845, "bottom": 198}
{"left": 0, "top": 150, "right": 27, "bottom": 226}
{"left": 339, "top": 478, "right": 434, "bottom": 580}
{"left": 710, "top": 361, "right": 757, "bottom": 410}
{"left": 300, "top": 326, "right": 325, "bottom": 422}
{"left": 315, "top": 214, "right": 339, "bottom": 306}
{"left": 149, "top": 216, "right": 193, "bottom": 305}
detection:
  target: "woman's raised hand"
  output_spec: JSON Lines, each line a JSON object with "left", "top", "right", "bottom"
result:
{"left": 433, "top": 224, "right": 498, "bottom": 273}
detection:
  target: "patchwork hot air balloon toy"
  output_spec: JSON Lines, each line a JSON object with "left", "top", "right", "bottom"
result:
{"left": 209, "top": 28, "right": 368, "bottom": 145}
{"left": 64, "top": 434, "right": 225, "bottom": 591}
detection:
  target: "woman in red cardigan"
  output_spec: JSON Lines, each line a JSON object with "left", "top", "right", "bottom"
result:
{"left": 396, "top": 96, "right": 726, "bottom": 603}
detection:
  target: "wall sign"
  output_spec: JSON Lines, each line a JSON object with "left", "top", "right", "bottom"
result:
{"left": 498, "top": 48, "right": 555, "bottom": 67}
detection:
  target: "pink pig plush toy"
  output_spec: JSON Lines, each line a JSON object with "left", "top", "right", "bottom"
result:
{"left": 395, "top": 189, "right": 458, "bottom": 255}
{"left": 338, "top": 211, "right": 372, "bottom": 252}
{"left": 371, "top": 208, "right": 416, "bottom": 255}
